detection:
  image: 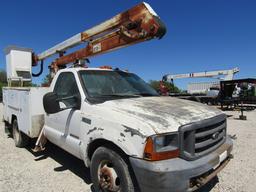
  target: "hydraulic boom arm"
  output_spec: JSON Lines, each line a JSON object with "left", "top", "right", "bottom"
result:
{"left": 163, "top": 67, "right": 240, "bottom": 83}
{"left": 33, "top": 2, "right": 166, "bottom": 75}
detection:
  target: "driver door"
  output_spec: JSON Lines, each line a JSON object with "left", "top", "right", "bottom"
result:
{"left": 45, "top": 72, "right": 82, "bottom": 158}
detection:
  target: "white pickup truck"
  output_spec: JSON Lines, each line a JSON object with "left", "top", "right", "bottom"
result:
{"left": 2, "top": 2, "right": 233, "bottom": 191}
{"left": 3, "top": 66, "right": 233, "bottom": 192}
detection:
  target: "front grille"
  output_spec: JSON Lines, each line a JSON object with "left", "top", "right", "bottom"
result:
{"left": 179, "top": 114, "right": 227, "bottom": 160}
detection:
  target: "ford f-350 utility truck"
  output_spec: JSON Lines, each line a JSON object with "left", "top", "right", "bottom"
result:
{"left": 2, "top": 2, "right": 232, "bottom": 192}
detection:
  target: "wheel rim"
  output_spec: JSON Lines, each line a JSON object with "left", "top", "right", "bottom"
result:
{"left": 98, "top": 160, "right": 121, "bottom": 192}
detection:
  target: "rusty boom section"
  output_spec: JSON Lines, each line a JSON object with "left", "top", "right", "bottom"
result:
{"left": 32, "top": 2, "right": 166, "bottom": 74}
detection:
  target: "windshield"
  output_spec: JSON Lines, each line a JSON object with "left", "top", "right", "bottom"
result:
{"left": 79, "top": 70, "right": 158, "bottom": 99}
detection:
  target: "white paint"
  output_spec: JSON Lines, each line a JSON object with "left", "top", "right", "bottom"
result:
{"left": 188, "top": 81, "right": 220, "bottom": 94}
{"left": 38, "top": 33, "right": 81, "bottom": 60}
{"left": 92, "top": 43, "right": 102, "bottom": 53}
{"left": 3, "top": 67, "right": 225, "bottom": 168}
{"left": 220, "top": 150, "right": 228, "bottom": 163}
{"left": 143, "top": 2, "right": 158, "bottom": 16}
{"left": 165, "top": 68, "right": 239, "bottom": 82}
{"left": 5, "top": 49, "right": 32, "bottom": 81}
{"left": 3, "top": 87, "right": 49, "bottom": 138}
{"left": 43, "top": 68, "right": 223, "bottom": 164}
{"left": 214, "top": 150, "right": 228, "bottom": 169}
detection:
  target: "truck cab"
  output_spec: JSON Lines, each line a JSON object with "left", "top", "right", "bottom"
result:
{"left": 42, "top": 67, "right": 233, "bottom": 192}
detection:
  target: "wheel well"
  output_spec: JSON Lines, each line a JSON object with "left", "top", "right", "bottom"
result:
{"left": 87, "top": 139, "right": 128, "bottom": 161}
{"left": 87, "top": 139, "right": 141, "bottom": 191}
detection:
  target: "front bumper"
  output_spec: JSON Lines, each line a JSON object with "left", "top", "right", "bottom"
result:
{"left": 130, "top": 136, "right": 233, "bottom": 192}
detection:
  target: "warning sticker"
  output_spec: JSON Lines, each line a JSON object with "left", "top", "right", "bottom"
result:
{"left": 93, "top": 43, "right": 101, "bottom": 53}
{"left": 213, "top": 150, "right": 227, "bottom": 170}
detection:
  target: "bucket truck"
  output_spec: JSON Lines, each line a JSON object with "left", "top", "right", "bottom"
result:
{"left": 162, "top": 68, "right": 239, "bottom": 104}
{"left": 163, "top": 67, "right": 239, "bottom": 83}
{"left": 2, "top": 2, "right": 232, "bottom": 192}
{"left": 163, "top": 67, "right": 239, "bottom": 93}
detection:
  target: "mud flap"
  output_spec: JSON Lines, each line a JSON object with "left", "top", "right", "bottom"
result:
{"left": 32, "top": 127, "right": 47, "bottom": 152}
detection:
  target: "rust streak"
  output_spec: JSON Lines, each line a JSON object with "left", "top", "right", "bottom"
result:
{"left": 49, "top": 2, "right": 166, "bottom": 71}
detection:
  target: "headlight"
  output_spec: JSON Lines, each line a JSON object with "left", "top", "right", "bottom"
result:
{"left": 144, "top": 132, "right": 179, "bottom": 161}
{"left": 155, "top": 133, "right": 179, "bottom": 152}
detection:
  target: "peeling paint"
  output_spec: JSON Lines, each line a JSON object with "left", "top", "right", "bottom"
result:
{"left": 87, "top": 127, "right": 97, "bottom": 135}
{"left": 123, "top": 125, "right": 146, "bottom": 138}
{"left": 102, "top": 96, "right": 223, "bottom": 134}
{"left": 98, "top": 127, "right": 104, "bottom": 131}
{"left": 87, "top": 127, "right": 104, "bottom": 135}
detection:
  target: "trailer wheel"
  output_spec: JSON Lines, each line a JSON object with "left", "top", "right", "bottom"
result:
{"left": 12, "top": 119, "right": 29, "bottom": 148}
{"left": 91, "top": 147, "right": 135, "bottom": 192}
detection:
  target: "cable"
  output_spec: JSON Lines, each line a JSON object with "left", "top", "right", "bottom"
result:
{"left": 32, "top": 60, "right": 44, "bottom": 77}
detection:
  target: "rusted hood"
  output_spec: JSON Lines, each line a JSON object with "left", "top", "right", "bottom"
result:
{"left": 99, "top": 96, "right": 223, "bottom": 134}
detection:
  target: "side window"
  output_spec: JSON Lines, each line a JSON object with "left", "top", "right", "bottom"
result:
{"left": 54, "top": 72, "right": 80, "bottom": 108}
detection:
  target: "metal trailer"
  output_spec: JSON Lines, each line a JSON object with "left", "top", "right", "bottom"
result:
{"left": 3, "top": 87, "right": 49, "bottom": 138}
{"left": 162, "top": 68, "right": 239, "bottom": 105}
{"left": 169, "top": 93, "right": 220, "bottom": 105}
{"left": 219, "top": 78, "right": 256, "bottom": 109}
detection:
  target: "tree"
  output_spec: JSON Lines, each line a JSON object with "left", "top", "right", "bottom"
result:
{"left": 149, "top": 80, "right": 180, "bottom": 94}
{"left": 0, "top": 70, "right": 7, "bottom": 101}
{"left": 0, "top": 70, "right": 7, "bottom": 83}
{"left": 41, "top": 74, "right": 52, "bottom": 86}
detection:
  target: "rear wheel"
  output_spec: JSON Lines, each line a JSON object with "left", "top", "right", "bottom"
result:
{"left": 12, "top": 119, "right": 29, "bottom": 147}
{"left": 91, "top": 147, "right": 135, "bottom": 192}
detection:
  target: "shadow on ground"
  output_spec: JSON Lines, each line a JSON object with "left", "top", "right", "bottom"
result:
{"left": 196, "top": 176, "right": 219, "bottom": 192}
{"left": 25, "top": 141, "right": 92, "bottom": 185}
{"left": 24, "top": 140, "right": 219, "bottom": 192}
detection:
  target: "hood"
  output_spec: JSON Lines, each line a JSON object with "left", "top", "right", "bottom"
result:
{"left": 97, "top": 96, "right": 223, "bottom": 134}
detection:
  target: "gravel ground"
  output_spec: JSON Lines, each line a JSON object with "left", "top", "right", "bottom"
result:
{"left": 210, "top": 109, "right": 256, "bottom": 192}
{"left": 0, "top": 104, "right": 255, "bottom": 192}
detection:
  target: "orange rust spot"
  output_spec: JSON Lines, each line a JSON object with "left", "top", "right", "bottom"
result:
{"left": 81, "top": 33, "right": 89, "bottom": 41}
{"left": 48, "top": 2, "right": 166, "bottom": 71}
{"left": 99, "top": 66, "right": 112, "bottom": 69}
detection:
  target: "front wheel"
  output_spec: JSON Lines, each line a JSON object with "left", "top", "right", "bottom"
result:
{"left": 91, "top": 147, "right": 135, "bottom": 192}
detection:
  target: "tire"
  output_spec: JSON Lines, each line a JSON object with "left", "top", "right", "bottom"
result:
{"left": 91, "top": 147, "right": 135, "bottom": 192}
{"left": 12, "top": 119, "right": 29, "bottom": 148}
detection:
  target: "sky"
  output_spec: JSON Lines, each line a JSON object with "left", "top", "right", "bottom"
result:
{"left": 0, "top": 0, "right": 255, "bottom": 89}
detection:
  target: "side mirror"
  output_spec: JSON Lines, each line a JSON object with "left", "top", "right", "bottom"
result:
{"left": 43, "top": 92, "right": 61, "bottom": 114}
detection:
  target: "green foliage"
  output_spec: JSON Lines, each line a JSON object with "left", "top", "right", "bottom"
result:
{"left": 0, "top": 70, "right": 7, "bottom": 83}
{"left": 41, "top": 74, "right": 51, "bottom": 86}
{"left": 149, "top": 80, "right": 180, "bottom": 93}
{"left": 0, "top": 70, "right": 7, "bottom": 101}
{"left": 25, "top": 82, "right": 38, "bottom": 87}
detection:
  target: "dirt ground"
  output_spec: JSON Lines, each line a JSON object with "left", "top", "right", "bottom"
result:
{"left": 0, "top": 104, "right": 255, "bottom": 192}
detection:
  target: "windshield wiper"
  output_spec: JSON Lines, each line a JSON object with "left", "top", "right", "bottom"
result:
{"left": 100, "top": 94, "right": 142, "bottom": 98}
{"left": 136, "top": 93, "right": 159, "bottom": 96}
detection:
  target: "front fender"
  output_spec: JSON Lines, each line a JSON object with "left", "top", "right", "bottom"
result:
{"left": 80, "top": 116, "right": 148, "bottom": 166}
